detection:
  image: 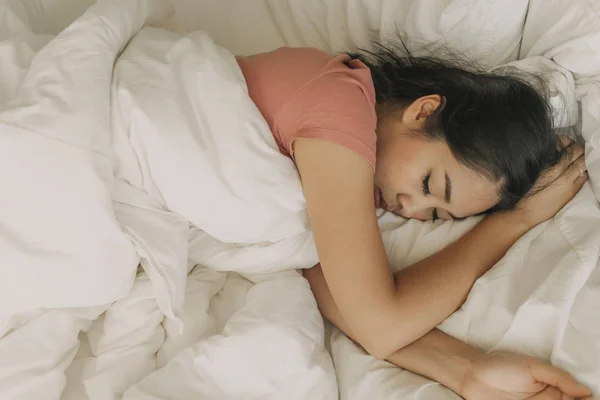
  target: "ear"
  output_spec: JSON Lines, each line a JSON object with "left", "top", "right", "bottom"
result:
{"left": 401, "top": 95, "right": 442, "bottom": 129}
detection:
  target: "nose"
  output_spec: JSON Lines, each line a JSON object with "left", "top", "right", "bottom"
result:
{"left": 396, "top": 194, "right": 416, "bottom": 218}
{"left": 395, "top": 195, "right": 433, "bottom": 221}
{"left": 396, "top": 195, "right": 434, "bottom": 221}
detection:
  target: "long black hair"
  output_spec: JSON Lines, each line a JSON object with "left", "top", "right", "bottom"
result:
{"left": 348, "top": 38, "right": 563, "bottom": 212}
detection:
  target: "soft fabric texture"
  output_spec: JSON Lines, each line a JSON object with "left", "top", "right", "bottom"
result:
{"left": 0, "top": 0, "right": 145, "bottom": 315}
{"left": 0, "top": 1, "right": 598, "bottom": 399}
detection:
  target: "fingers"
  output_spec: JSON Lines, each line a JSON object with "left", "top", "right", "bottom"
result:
{"left": 553, "top": 139, "right": 586, "bottom": 186}
{"left": 529, "top": 387, "right": 596, "bottom": 400}
{"left": 564, "top": 142, "right": 585, "bottom": 166}
{"left": 530, "top": 362, "right": 592, "bottom": 398}
{"left": 528, "top": 386, "right": 574, "bottom": 399}
{"left": 558, "top": 135, "right": 574, "bottom": 149}
{"left": 566, "top": 154, "right": 588, "bottom": 187}
{"left": 545, "top": 139, "right": 584, "bottom": 185}
{"left": 572, "top": 154, "right": 587, "bottom": 177}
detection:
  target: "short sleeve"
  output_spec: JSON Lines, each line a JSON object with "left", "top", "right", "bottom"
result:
{"left": 274, "top": 72, "right": 378, "bottom": 169}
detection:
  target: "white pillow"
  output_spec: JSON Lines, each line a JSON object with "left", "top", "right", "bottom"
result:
{"left": 170, "top": 0, "right": 528, "bottom": 66}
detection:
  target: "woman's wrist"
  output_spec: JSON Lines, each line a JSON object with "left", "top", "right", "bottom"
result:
{"left": 485, "top": 210, "right": 535, "bottom": 237}
{"left": 385, "top": 329, "right": 481, "bottom": 395}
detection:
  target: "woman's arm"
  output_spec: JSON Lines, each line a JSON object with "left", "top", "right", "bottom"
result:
{"left": 294, "top": 138, "right": 585, "bottom": 359}
{"left": 304, "top": 265, "right": 593, "bottom": 399}
{"left": 294, "top": 139, "right": 531, "bottom": 359}
{"left": 304, "top": 263, "right": 476, "bottom": 394}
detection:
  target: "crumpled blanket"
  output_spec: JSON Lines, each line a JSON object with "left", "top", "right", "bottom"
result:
{"left": 0, "top": 0, "right": 599, "bottom": 399}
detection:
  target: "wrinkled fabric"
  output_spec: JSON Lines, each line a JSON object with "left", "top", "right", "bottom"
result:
{"left": 0, "top": 1, "right": 599, "bottom": 399}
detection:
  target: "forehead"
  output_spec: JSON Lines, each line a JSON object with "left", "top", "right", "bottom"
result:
{"left": 446, "top": 157, "right": 501, "bottom": 217}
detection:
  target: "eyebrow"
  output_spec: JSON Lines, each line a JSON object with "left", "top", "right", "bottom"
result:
{"left": 443, "top": 172, "right": 466, "bottom": 221}
{"left": 444, "top": 172, "right": 452, "bottom": 204}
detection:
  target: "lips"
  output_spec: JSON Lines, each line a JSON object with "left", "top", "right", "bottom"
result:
{"left": 375, "top": 188, "right": 401, "bottom": 214}
{"left": 375, "top": 188, "right": 391, "bottom": 211}
{"left": 374, "top": 188, "right": 381, "bottom": 209}
{"left": 380, "top": 196, "right": 389, "bottom": 211}
{"left": 377, "top": 192, "right": 397, "bottom": 214}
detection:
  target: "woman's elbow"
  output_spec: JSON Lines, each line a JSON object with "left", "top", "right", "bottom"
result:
{"left": 357, "top": 332, "right": 403, "bottom": 360}
{"left": 326, "top": 312, "right": 408, "bottom": 359}
{"left": 322, "top": 316, "right": 396, "bottom": 360}
{"left": 363, "top": 344, "right": 391, "bottom": 360}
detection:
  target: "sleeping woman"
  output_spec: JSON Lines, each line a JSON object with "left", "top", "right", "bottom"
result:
{"left": 237, "top": 42, "right": 593, "bottom": 399}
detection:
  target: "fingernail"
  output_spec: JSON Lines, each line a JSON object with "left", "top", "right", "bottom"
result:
{"left": 582, "top": 386, "right": 592, "bottom": 395}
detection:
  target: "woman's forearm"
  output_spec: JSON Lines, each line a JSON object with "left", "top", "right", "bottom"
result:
{"left": 385, "top": 329, "right": 479, "bottom": 395}
{"left": 305, "top": 265, "right": 480, "bottom": 395}
{"left": 381, "top": 213, "right": 531, "bottom": 355}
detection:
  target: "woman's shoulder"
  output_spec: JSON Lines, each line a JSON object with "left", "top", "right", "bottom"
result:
{"left": 239, "top": 46, "right": 375, "bottom": 115}
{"left": 238, "top": 47, "right": 341, "bottom": 86}
{"left": 240, "top": 47, "right": 371, "bottom": 85}
{"left": 239, "top": 47, "right": 378, "bottom": 169}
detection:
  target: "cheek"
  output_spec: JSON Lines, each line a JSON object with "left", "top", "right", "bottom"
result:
{"left": 375, "top": 135, "right": 429, "bottom": 192}
{"left": 375, "top": 156, "right": 414, "bottom": 192}
{"left": 452, "top": 179, "right": 501, "bottom": 216}
{"left": 470, "top": 187, "right": 501, "bottom": 212}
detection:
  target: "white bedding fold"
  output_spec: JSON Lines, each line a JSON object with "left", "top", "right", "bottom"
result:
{"left": 109, "top": 24, "right": 321, "bottom": 327}
{"left": 1, "top": 1, "right": 599, "bottom": 399}
{"left": 122, "top": 272, "right": 337, "bottom": 400}
{"left": 0, "top": 306, "right": 106, "bottom": 400}
{"left": 111, "top": 27, "right": 309, "bottom": 245}
{"left": 0, "top": 0, "right": 149, "bottom": 314}
{"left": 1, "top": 1, "right": 328, "bottom": 398}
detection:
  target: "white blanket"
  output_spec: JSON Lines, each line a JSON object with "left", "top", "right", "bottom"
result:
{"left": 0, "top": 0, "right": 599, "bottom": 399}
{"left": 110, "top": 24, "right": 321, "bottom": 323}
{"left": 0, "top": 1, "right": 331, "bottom": 399}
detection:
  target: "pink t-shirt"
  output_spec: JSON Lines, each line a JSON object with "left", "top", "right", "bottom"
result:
{"left": 237, "top": 47, "right": 378, "bottom": 169}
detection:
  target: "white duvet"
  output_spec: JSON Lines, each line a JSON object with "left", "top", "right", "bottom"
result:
{"left": 0, "top": 0, "right": 599, "bottom": 399}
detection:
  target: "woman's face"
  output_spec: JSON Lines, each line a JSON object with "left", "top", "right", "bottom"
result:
{"left": 374, "top": 96, "right": 501, "bottom": 221}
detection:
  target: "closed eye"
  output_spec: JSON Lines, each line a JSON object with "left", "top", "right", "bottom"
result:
{"left": 422, "top": 173, "right": 431, "bottom": 196}
{"left": 423, "top": 173, "right": 438, "bottom": 221}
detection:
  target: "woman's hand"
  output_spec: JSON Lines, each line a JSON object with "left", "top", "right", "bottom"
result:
{"left": 505, "top": 137, "right": 587, "bottom": 228}
{"left": 460, "top": 352, "right": 593, "bottom": 400}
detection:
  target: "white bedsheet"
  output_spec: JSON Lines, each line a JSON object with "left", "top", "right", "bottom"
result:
{"left": 0, "top": 0, "right": 599, "bottom": 399}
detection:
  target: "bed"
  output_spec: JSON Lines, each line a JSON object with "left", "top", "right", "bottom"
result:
{"left": 0, "top": 0, "right": 599, "bottom": 399}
